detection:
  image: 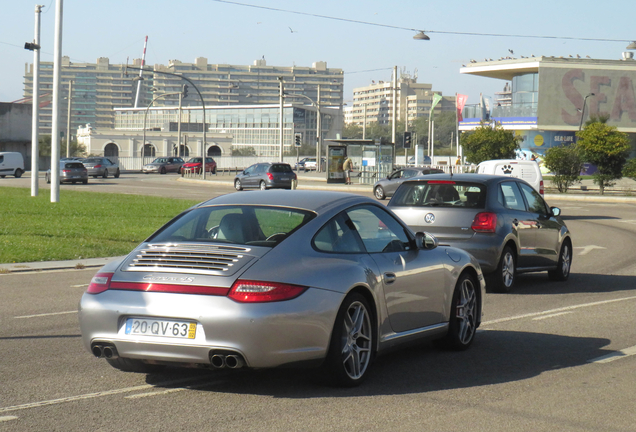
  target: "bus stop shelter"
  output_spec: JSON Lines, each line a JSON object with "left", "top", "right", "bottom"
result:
{"left": 324, "top": 139, "right": 395, "bottom": 185}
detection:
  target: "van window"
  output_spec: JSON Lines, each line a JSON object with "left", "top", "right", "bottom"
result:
{"left": 0, "top": 156, "right": 3, "bottom": 163}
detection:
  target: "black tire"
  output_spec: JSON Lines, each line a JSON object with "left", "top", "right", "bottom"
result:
{"left": 323, "top": 292, "right": 375, "bottom": 387}
{"left": 160, "top": 166, "right": 166, "bottom": 175}
{"left": 548, "top": 240, "right": 572, "bottom": 281}
{"left": 234, "top": 179, "right": 243, "bottom": 191}
{"left": 212, "top": 168, "right": 217, "bottom": 175}
{"left": 14, "top": 169, "right": 23, "bottom": 178}
{"left": 82, "top": 179, "right": 88, "bottom": 184}
{"left": 0, "top": 175, "right": 5, "bottom": 178}
{"left": 374, "top": 186, "right": 386, "bottom": 200}
{"left": 438, "top": 272, "right": 479, "bottom": 350}
{"left": 114, "top": 169, "right": 120, "bottom": 178}
{"left": 93, "top": 175, "right": 98, "bottom": 179}
{"left": 490, "top": 246, "right": 516, "bottom": 293}
{"left": 72, "top": 180, "right": 77, "bottom": 184}
{"left": 106, "top": 357, "right": 165, "bottom": 373}
{"left": 102, "top": 169, "right": 108, "bottom": 179}
{"left": 259, "top": 181, "right": 267, "bottom": 190}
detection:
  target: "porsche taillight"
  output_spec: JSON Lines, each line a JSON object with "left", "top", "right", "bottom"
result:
{"left": 228, "top": 280, "right": 307, "bottom": 303}
{"left": 86, "top": 272, "right": 113, "bottom": 294}
{"left": 471, "top": 212, "right": 497, "bottom": 233}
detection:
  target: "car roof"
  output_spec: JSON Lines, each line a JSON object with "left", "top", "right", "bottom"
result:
{"left": 405, "top": 172, "right": 528, "bottom": 185}
{"left": 198, "top": 190, "right": 375, "bottom": 214}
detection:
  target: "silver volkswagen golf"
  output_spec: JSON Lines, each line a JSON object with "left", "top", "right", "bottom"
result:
{"left": 388, "top": 173, "right": 572, "bottom": 293}
{"left": 79, "top": 191, "right": 484, "bottom": 386}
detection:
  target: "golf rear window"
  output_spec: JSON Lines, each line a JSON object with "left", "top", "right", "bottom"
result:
{"left": 64, "top": 163, "right": 84, "bottom": 169}
{"left": 391, "top": 181, "right": 486, "bottom": 208}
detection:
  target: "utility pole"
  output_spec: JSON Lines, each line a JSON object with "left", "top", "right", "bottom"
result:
{"left": 66, "top": 80, "right": 73, "bottom": 158}
{"left": 30, "top": 4, "right": 44, "bottom": 197}
{"left": 316, "top": 84, "right": 321, "bottom": 172}
{"left": 50, "top": 0, "right": 64, "bottom": 203}
{"left": 177, "top": 89, "right": 183, "bottom": 158}
{"left": 278, "top": 77, "right": 284, "bottom": 161}
{"left": 392, "top": 65, "right": 397, "bottom": 167}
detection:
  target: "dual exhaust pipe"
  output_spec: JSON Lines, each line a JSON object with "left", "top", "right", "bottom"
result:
{"left": 91, "top": 343, "right": 118, "bottom": 360}
{"left": 210, "top": 352, "right": 245, "bottom": 369}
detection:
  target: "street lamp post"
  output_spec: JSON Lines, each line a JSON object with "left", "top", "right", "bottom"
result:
{"left": 283, "top": 89, "right": 322, "bottom": 172}
{"left": 65, "top": 80, "right": 73, "bottom": 158}
{"left": 278, "top": 77, "right": 284, "bottom": 162}
{"left": 128, "top": 66, "right": 207, "bottom": 179}
{"left": 26, "top": 4, "right": 44, "bottom": 197}
{"left": 142, "top": 91, "right": 182, "bottom": 163}
{"left": 579, "top": 93, "right": 595, "bottom": 131}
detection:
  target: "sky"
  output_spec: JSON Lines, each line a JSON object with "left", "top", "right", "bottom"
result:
{"left": 1, "top": 0, "right": 635, "bottom": 107}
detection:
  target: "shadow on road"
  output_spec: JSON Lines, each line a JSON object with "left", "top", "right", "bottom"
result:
{"left": 509, "top": 273, "right": 636, "bottom": 295}
{"left": 145, "top": 329, "right": 611, "bottom": 398}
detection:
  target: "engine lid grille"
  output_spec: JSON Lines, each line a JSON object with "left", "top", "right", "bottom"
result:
{"left": 124, "top": 243, "right": 255, "bottom": 276}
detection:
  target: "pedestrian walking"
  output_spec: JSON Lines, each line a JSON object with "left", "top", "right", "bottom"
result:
{"left": 343, "top": 156, "right": 353, "bottom": 185}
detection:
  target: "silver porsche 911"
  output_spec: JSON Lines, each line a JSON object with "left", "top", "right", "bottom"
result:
{"left": 79, "top": 191, "right": 485, "bottom": 387}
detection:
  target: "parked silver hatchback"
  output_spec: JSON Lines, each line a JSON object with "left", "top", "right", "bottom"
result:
{"left": 388, "top": 173, "right": 572, "bottom": 293}
{"left": 82, "top": 157, "right": 120, "bottom": 178}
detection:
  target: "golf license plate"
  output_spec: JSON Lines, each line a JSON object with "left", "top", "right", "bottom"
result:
{"left": 125, "top": 318, "right": 196, "bottom": 339}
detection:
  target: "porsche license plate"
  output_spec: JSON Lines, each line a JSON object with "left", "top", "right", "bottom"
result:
{"left": 125, "top": 318, "right": 196, "bottom": 339}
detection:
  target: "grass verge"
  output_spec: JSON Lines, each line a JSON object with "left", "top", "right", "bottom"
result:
{"left": 0, "top": 187, "right": 199, "bottom": 264}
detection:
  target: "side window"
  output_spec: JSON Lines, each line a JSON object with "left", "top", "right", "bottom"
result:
{"left": 403, "top": 169, "right": 417, "bottom": 178}
{"left": 390, "top": 170, "right": 403, "bottom": 180}
{"left": 313, "top": 213, "right": 364, "bottom": 253}
{"left": 244, "top": 165, "right": 255, "bottom": 175}
{"left": 518, "top": 183, "right": 548, "bottom": 216}
{"left": 346, "top": 205, "right": 411, "bottom": 253}
{"left": 499, "top": 182, "right": 526, "bottom": 211}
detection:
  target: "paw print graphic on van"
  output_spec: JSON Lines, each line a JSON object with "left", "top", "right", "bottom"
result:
{"left": 501, "top": 165, "right": 514, "bottom": 174}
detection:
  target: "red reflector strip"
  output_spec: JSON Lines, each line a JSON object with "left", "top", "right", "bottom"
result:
{"left": 109, "top": 282, "right": 230, "bottom": 296}
{"left": 427, "top": 180, "right": 456, "bottom": 184}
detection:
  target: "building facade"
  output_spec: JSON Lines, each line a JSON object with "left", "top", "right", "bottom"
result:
{"left": 24, "top": 57, "right": 343, "bottom": 138}
{"left": 459, "top": 54, "right": 636, "bottom": 158}
{"left": 79, "top": 103, "right": 342, "bottom": 158}
{"left": 348, "top": 72, "right": 455, "bottom": 126}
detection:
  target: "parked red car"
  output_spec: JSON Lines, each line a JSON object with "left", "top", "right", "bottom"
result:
{"left": 182, "top": 157, "right": 217, "bottom": 174}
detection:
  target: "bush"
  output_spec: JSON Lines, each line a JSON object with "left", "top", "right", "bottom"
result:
{"left": 623, "top": 158, "right": 636, "bottom": 180}
{"left": 543, "top": 145, "right": 582, "bottom": 193}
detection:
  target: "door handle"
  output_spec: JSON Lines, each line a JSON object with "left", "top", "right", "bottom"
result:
{"left": 384, "top": 272, "right": 396, "bottom": 284}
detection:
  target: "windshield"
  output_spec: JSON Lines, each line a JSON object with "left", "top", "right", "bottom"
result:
{"left": 187, "top": 158, "right": 202, "bottom": 163}
{"left": 149, "top": 205, "right": 316, "bottom": 247}
{"left": 391, "top": 181, "right": 487, "bottom": 208}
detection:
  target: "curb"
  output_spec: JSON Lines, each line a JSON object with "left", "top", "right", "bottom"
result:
{"left": 0, "top": 256, "right": 125, "bottom": 274}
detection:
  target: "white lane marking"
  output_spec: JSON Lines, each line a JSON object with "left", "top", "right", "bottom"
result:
{"left": 71, "top": 284, "right": 89, "bottom": 288}
{"left": 0, "top": 416, "right": 18, "bottom": 422}
{"left": 125, "top": 380, "right": 220, "bottom": 399}
{"left": 532, "top": 311, "right": 574, "bottom": 321}
{"left": 618, "top": 220, "right": 636, "bottom": 225}
{"left": 482, "top": 295, "right": 636, "bottom": 326}
{"left": 589, "top": 345, "right": 636, "bottom": 364}
{"left": 0, "top": 376, "right": 214, "bottom": 414}
{"left": 574, "top": 245, "right": 607, "bottom": 255}
{"left": 14, "top": 311, "right": 77, "bottom": 319}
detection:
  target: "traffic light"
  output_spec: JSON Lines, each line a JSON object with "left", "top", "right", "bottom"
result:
{"left": 294, "top": 133, "right": 302, "bottom": 147}
{"left": 182, "top": 84, "right": 189, "bottom": 99}
{"left": 403, "top": 131, "right": 412, "bottom": 149}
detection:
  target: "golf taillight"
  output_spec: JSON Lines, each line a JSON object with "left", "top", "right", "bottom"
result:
{"left": 87, "top": 272, "right": 113, "bottom": 294}
{"left": 62, "top": 169, "right": 70, "bottom": 173}
{"left": 540, "top": 180, "right": 544, "bottom": 195}
{"left": 267, "top": 173, "right": 274, "bottom": 181}
{"left": 471, "top": 212, "right": 497, "bottom": 233}
{"left": 228, "top": 280, "right": 307, "bottom": 303}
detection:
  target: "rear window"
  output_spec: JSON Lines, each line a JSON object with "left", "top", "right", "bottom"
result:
{"left": 149, "top": 205, "right": 316, "bottom": 247}
{"left": 270, "top": 164, "right": 293, "bottom": 173}
{"left": 390, "top": 181, "right": 486, "bottom": 209}
{"left": 64, "top": 162, "right": 84, "bottom": 169}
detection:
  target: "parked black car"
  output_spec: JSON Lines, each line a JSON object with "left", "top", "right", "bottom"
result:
{"left": 234, "top": 163, "right": 297, "bottom": 190}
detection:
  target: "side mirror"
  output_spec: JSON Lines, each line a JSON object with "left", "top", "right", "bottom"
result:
{"left": 416, "top": 232, "right": 439, "bottom": 250}
{"left": 550, "top": 207, "right": 561, "bottom": 217}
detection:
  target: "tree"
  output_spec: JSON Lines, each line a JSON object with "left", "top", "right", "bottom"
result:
{"left": 342, "top": 123, "right": 362, "bottom": 139}
{"left": 543, "top": 144, "right": 583, "bottom": 193}
{"left": 38, "top": 134, "right": 86, "bottom": 157}
{"left": 460, "top": 122, "right": 521, "bottom": 164}
{"left": 231, "top": 146, "right": 256, "bottom": 156}
{"left": 623, "top": 158, "right": 636, "bottom": 180}
{"left": 576, "top": 121, "right": 630, "bottom": 195}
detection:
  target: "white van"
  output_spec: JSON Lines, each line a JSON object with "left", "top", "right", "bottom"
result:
{"left": 476, "top": 159, "right": 544, "bottom": 195}
{"left": 0, "top": 152, "right": 25, "bottom": 178}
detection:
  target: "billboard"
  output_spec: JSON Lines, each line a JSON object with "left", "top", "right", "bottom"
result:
{"left": 538, "top": 66, "right": 636, "bottom": 129}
